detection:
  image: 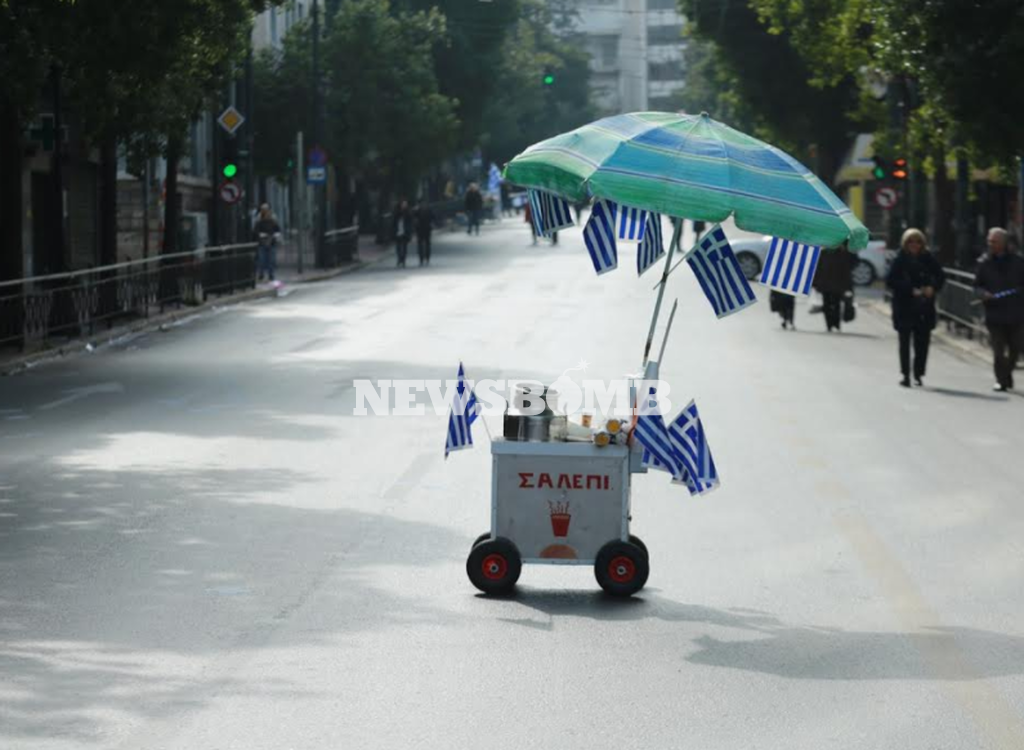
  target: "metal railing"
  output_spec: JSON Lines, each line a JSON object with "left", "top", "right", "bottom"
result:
{"left": 0, "top": 243, "right": 257, "bottom": 351}
{"left": 323, "top": 226, "right": 359, "bottom": 267}
{"left": 936, "top": 267, "right": 987, "bottom": 340}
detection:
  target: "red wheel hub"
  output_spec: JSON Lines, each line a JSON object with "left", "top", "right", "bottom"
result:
{"left": 481, "top": 554, "right": 508, "bottom": 580}
{"left": 608, "top": 556, "right": 635, "bottom": 583}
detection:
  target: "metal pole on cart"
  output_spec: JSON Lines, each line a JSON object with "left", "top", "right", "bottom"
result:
{"left": 642, "top": 218, "right": 683, "bottom": 367}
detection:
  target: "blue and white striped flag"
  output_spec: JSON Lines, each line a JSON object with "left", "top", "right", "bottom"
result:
{"left": 618, "top": 205, "right": 649, "bottom": 242}
{"left": 686, "top": 224, "right": 757, "bottom": 318}
{"left": 583, "top": 199, "right": 618, "bottom": 274}
{"left": 760, "top": 237, "right": 821, "bottom": 296}
{"left": 445, "top": 362, "right": 479, "bottom": 458}
{"left": 636, "top": 213, "right": 664, "bottom": 276}
{"left": 526, "top": 188, "right": 575, "bottom": 237}
{"left": 642, "top": 400, "right": 718, "bottom": 496}
{"left": 633, "top": 385, "right": 694, "bottom": 487}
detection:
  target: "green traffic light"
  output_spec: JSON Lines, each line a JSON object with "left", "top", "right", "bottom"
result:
{"left": 223, "top": 163, "right": 238, "bottom": 179}
{"left": 543, "top": 74, "right": 555, "bottom": 85}
{"left": 872, "top": 166, "right": 885, "bottom": 179}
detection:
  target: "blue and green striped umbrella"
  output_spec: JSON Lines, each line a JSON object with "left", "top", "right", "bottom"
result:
{"left": 504, "top": 111, "right": 869, "bottom": 250}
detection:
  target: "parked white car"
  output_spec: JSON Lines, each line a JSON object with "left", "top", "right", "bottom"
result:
{"left": 730, "top": 235, "right": 893, "bottom": 286}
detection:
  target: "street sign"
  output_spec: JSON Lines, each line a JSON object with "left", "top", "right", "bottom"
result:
{"left": 308, "top": 145, "right": 328, "bottom": 168}
{"left": 217, "top": 106, "right": 245, "bottom": 135}
{"left": 307, "top": 166, "right": 326, "bottom": 184}
{"left": 875, "top": 186, "right": 898, "bottom": 209}
{"left": 219, "top": 181, "right": 242, "bottom": 204}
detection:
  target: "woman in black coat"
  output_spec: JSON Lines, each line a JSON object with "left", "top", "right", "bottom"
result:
{"left": 886, "top": 228, "right": 945, "bottom": 387}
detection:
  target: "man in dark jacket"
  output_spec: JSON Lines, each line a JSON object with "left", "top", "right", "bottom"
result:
{"left": 252, "top": 204, "right": 282, "bottom": 281}
{"left": 464, "top": 183, "right": 483, "bottom": 236}
{"left": 975, "top": 227, "right": 1024, "bottom": 391}
{"left": 886, "top": 228, "right": 945, "bottom": 387}
{"left": 813, "top": 243, "right": 856, "bottom": 332}
{"left": 415, "top": 201, "right": 434, "bottom": 266}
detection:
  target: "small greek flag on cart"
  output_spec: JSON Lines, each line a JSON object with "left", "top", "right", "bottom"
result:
{"left": 633, "top": 385, "right": 692, "bottom": 486}
{"left": 642, "top": 400, "right": 718, "bottom": 496}
{"left": 445, "top": 362, "right": 479, "bottom": 458}
{"left": 618, "top": 206, "right": 649, "bottom": 242}
{"left": 583, "top": 199, "right": 618, "bottom": 274}
{"left": 636, "top": 213, "right": 664, "bottom": 276}
{"left": 527, "top": 188, "right": 575, "bottom": 237}
{"left": 760, "top": 237, "right": 821, "bottom": 296}
{"left": 686, "top": 224, "right": 757, "bottom": 318}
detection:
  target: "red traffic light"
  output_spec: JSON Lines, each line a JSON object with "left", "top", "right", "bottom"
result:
{"left": 893, "top": 157, "right": 908, "bottom": 179}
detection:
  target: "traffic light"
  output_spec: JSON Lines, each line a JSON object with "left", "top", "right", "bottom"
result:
{"left": 871, "top": 156, "right": 887, "bottom": 180}
{"left": 222, "top": 162, "right": 238, "bottom": 179}
{"left": 543, "top": 70, "right": 555, "bottom": 86}
{"left": 892, "top": 157, "right": 908, "bottom": 180}
{"left": 221, "top": 135, "right": 239, "bottom": 181}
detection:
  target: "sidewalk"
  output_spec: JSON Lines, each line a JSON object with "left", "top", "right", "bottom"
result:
{"left": 0, "top": 234, "right": 391, "bottom": 377}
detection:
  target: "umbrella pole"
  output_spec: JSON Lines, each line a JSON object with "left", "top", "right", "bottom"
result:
{"left": 642, "top": 218, "right": 682, "bottom": 367}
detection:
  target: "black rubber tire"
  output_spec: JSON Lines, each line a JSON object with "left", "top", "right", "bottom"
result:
{"left": 736, "top": 252, "right": 762, "bottom": 280}
{"left": 594, "top": 540, "right": 650, "bottom": 597}
{"left": 471, "top": 532, "right": 492, "bottom": 549}
{"left": 629, "top": 534, "right": 649, "bottom": 561}
{"left": 467, "top": 537, "right": 522, "bottom": 595}
{"left": 852, "top": 259, "right": 876, "bottom": 286}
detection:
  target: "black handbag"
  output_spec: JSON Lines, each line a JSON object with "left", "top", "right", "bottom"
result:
{"left": 842, "top": 293, "right": 856, "bottom": 322}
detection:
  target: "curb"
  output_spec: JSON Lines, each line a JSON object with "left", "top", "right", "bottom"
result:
{"left": 860, "top": 298, "right": 993, "bottom": 367}
{"left": 1, "top": 259, "right": 368, "bottom": 377}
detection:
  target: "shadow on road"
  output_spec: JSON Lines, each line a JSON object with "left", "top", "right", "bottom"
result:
{"left": 495, "top": 589, "right": 1024, "bottom": 682}
{"left": 925, "top": 386, "right": 1011, "bottom": 402}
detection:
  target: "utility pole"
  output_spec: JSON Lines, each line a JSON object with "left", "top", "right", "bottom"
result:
{"left": 49, "top": 65, "right": 66, "bottom": 274}
{"left": 243, "top": 45, "right": 255, "bottom": 238}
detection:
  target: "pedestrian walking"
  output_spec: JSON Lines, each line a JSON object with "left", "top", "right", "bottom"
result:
{"left": 692, "top": 219, "right": 706, "bottom": 241}
{"left": 415, "top": 200, "right": 434, "bottom": 266}
{"left": 500, "top": 181, "right": 512, "bottom": 218}
{"left": 974, "top": 227, "right": 1024, "bottom": 391}
{"left": 813, "top": 242, "right": 856, "bottom": 333}
{"left": 886, "top": 228, "right": 945, "bottom": 388}
{"left": 769, "top": 291, "right": 796, "bottom": 329}
{"left": 464, "top": 183, "right": 483, "bottom": 236}
{"left": 253, "top": 204, "right": 281, "bottom": 282}
{"left": 392, "top": 198, "right": 413, "bottom": 268}
{"left": 524, "top": 201, "right": 538, "bottom": 245}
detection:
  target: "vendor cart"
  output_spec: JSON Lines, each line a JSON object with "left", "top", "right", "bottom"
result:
{"left": 457, "top": 111, "right": 869, "bottom": 597}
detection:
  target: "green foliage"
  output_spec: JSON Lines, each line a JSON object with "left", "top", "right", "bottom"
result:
{"left": 678, "top": 0, "right": 863, "bottom": 183}
{"left": 478, "top": 0, "right": 594, "bottom": 166}
{"left": 751, "top": 0, "right": 1024, "bottom": 165}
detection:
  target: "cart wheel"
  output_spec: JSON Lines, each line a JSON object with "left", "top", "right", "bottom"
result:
{"left": 467, "top": 537, "right": 522, "bottom": 595}
{"left": 471, "top": 532, "right": 492, "bottom": 550}
{"left": 628, "top": 534, "right": 649, "bottom": 560}
{"left": 595, "top": 540, "right": 649, "bottom": 597}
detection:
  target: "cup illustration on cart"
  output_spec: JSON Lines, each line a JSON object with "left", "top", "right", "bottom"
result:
{"left": 548, "top": 500, "right": 572, "bottom": 538}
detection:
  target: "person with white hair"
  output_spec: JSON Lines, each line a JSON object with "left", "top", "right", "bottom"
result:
{"left": 886, "top": 228, "right": 945, "bottom": 387}
{"left": 975, "top": 227, "right": 1024, "bottom": 392}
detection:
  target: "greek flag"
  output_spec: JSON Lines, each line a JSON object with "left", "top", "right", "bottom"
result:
{"left": 618, "top": 205, "right": 648, "bottom": 242}
{"left": 642, "top": 400, "right": 718, "bottom": 496}
{"left": 760, "top": 237, "right": 821, "bottom": 296}
{"left": 583, "top": 199, "right": 618, "bottom": 274}
{"left": 526, "top": 188, "right": 575, "bottom": 237}
{"left": 636, "top": 213, "right": 664, "bottom": 276}
{"left": 445, "top": 362, "right": 479, "bottom": 458}
{"left": 686, "top": 224, "right": 757, "bottom": 318}
{"left": 633, "top": 385, "right": 692, "bottom": 486}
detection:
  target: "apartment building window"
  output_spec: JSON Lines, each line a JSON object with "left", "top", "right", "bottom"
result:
{"left": 647, "top": 24, "right": 683, "bottom": 45}
{"left": 648, "top": 60, "right": 683, "bottom": 81}
{"left": 647, "top": 0, "right": 679, "bottom": 9}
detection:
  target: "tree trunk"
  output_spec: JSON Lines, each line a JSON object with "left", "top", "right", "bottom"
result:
{"left": 933, "top": 145, "right": 956, "bottom": 267}
{"left": 0, "top": 96, "right": 23, "bottom": 281}
{"left": 99, "top": 135, "right": 118, "bottom": 266}
{"left": 163, "top": 133, "right": 182, "bottom": 255}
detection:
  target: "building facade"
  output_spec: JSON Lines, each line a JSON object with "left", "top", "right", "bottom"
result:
{"left": 568, "top": 0, "right": 687, "bottom": 115}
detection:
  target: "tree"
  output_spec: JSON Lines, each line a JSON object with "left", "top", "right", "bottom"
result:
{"left": 678, "top": 0, "right": 864, "bottom": 187}
{"left": 478, "top": 0, "right": 594, "bottom": 168}
{"left": 324, "top": 0, "right": 458, "bottom": 202}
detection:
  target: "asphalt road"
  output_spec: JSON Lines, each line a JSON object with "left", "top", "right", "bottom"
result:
{"left": 2, "top": 219, "right": 1023, "bottom": 750}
